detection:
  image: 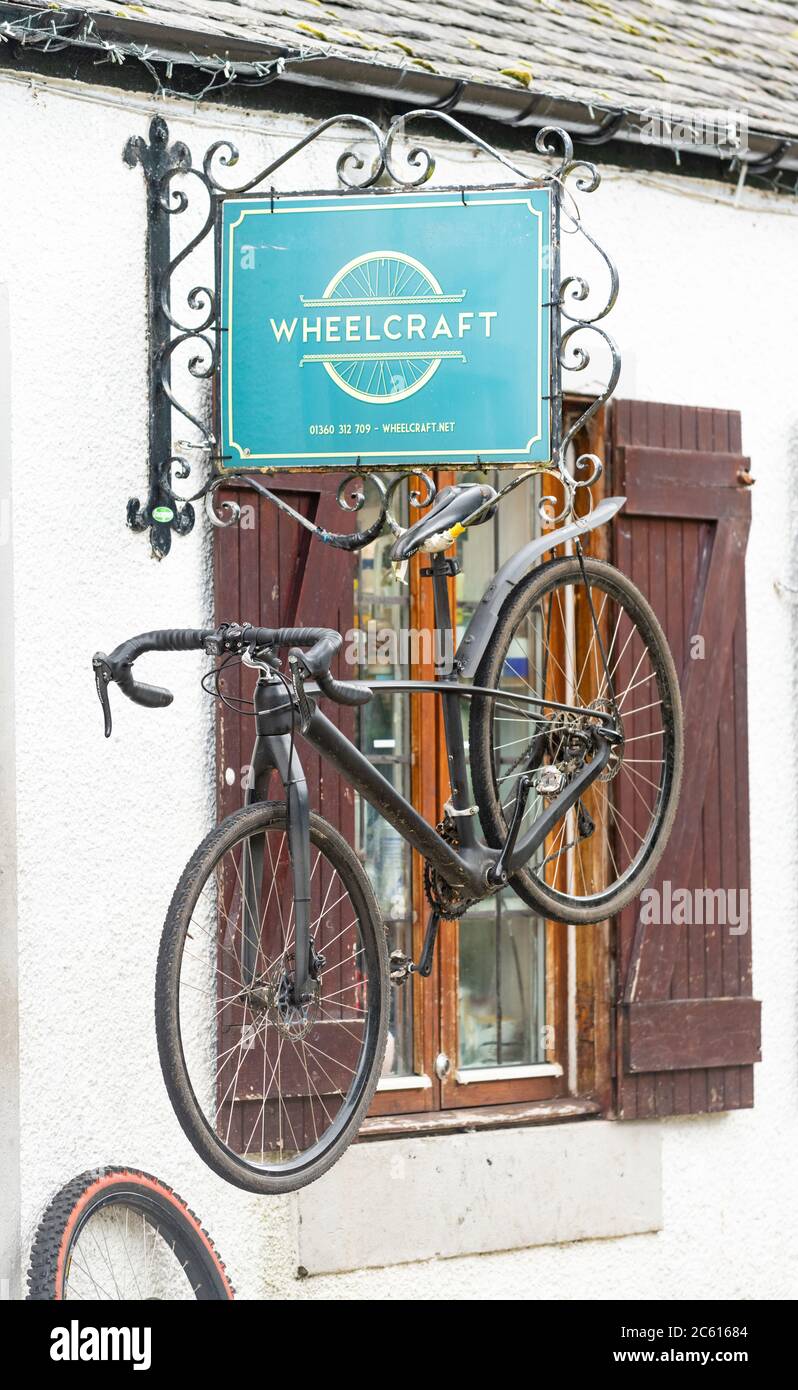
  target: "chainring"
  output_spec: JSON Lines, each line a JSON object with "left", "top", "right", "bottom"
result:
{"left": 423, "top": 817, "right": 475, "bottom": 919}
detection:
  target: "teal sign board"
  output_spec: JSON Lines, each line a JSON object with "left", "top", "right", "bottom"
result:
{"left": 219, "top": 187, "right": 552, "bottom": 470}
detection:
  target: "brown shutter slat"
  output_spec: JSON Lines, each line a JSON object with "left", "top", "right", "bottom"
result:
{"left": 620, "top": 447, "right": 750, "bottom": 518}
{"left": 214, "top": 475, "right": 357, "bottom": 826}
{"left": 624, "top": 999, "right": 761, "bottom": 1073}
{"left": 611, "top": 399, "right": 760, "bottom": 1117}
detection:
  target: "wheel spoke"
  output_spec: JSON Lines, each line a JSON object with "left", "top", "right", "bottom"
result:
{"left": 67, "top": 1206, "right": 198, "bottom": 1301}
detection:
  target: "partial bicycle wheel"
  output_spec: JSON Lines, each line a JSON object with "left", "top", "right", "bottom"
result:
{"left": 26, "top": 1167, "right": 234, "bottom": 1300}
{"left": 470, "top": 555, "right": 683, "bottom": 924}
{"left": 156, "top": 801, "right": 389, "bottom": 1195}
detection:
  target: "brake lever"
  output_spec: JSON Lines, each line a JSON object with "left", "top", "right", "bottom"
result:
{"left": 288, "top": 656, "right": 313, "bottom": 733}
{"left": 92, "top": 654, "right": 114, "bottom": 738}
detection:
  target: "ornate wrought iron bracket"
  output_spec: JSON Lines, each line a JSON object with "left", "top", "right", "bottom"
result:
{"left": 124, "top": 109, "right": 620, "bottom": 557}
{"left": 124, "top": 117, "right": 197, "bottom": 559}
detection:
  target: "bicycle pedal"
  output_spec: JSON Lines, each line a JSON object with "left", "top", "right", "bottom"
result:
{"left": 389, "top": 950, "right": 416, "bottom": 985}
{"left": 533, "top": 765, "right": 565, "bottom": 795}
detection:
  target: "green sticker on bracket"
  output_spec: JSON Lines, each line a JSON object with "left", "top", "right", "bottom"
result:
{"left": 152, "top": 505, "right": 174, "bottom": 524}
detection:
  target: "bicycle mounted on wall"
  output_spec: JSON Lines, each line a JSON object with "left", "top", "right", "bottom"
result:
{"left": 93, "top": 111, "right": 683, "bottom": 1193}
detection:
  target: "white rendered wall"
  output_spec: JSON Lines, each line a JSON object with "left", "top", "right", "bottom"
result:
{"left": 0, "top": 71, "right": 796, "bottom": 1300}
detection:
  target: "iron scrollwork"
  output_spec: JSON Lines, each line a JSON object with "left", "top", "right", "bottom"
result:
{"left": 125, "top": 109, "right": 619, "bottom": 557}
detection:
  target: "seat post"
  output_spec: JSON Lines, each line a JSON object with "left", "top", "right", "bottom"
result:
{"left": 429, "top": 551, "right": 456, "bottom": 677}
{"left": 429, "top": 550, "right": 478, "bottom": 848}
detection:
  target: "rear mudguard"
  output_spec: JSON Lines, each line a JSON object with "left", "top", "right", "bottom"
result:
{"left": 455, "top": 494, "right": 626, "bottom": 678}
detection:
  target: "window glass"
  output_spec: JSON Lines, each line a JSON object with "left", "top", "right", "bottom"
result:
{"left": 458, "top": 893, "right": 546, "bottom": 1068}
{"left": 456, "top": 470, "right": 547, "bottom": 1072}
{"left": 356, "top": 500, "right": 414, "bottom": 1077}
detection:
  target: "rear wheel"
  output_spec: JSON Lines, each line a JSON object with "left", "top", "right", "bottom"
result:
{"left": 470, "top": 556, "right": 682, "bottom": 924}
{"left": 156, "top": 801, "right": 389, "bottom": 1194}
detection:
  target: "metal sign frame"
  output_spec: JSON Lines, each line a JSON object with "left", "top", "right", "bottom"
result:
{"left": 124, "top": 109, "right": 619, "bottom": 558}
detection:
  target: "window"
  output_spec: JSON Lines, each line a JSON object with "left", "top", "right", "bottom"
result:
{"left": 213, "top": 396, "right": 758, "bottom": 1134}
{"left": 359, "top": 430, "right": 611, "bottom": 1127}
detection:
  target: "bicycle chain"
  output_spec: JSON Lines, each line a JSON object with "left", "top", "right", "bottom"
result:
{"left": 425, "top": 775, "right": 599, "bottom": 909}
{"left": 538, "top": 800, "right": 596, "bottom": 870}
{"left": 423, "top": 817, "right": 475, "bottom": 919}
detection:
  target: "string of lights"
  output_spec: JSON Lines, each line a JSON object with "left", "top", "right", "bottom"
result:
{"left": 0, "top": 5, "right": 326, "bottom": 102}
{"left": 0, "top": 4, "right": 795, "bottom": 196}
{"left": 2, "top": 59, "right": 796, "bottom": 217}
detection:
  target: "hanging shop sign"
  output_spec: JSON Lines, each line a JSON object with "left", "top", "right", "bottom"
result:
{"left": 219, "top": 187, "right": 553, "bottom": 470}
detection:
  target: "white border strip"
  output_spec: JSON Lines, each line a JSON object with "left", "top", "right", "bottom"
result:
{"left": 377, "top": 1073, "right": 433, "bottom": 1092}
{"left": 455, "top": 1063, "right": 563, "bottom": 1085}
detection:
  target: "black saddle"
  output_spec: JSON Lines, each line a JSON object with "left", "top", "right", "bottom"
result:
{"left": 389, "top": 483, "right": 498, "bottom": 562}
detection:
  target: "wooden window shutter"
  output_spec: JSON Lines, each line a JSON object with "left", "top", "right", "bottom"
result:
{"left": 611, "top": 400, "right": 761, "bottom": 1117}
{"left": 211, "top": 477, "right": 357, "bottom": 1143}
{"left": 213, "top": 474, "right": 356, "bottom": 829}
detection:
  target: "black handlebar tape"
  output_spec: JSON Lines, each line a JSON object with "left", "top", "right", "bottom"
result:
{"left": 243, "top": 626, "right": 342, "bottom": 678}
{"left": 285, "top": 631, "right": 342, "bottom": 679}
{"left": 115, "top": 666, "right": 174, "bottom": 709}
{"left": 316, "top": 670, "right": 373, "bottom": 707}
{"left": 103, "top": 623, "right": 371, "bottom": 710}
{"left": 106, "top": 629, "right": 211, "bottom": 708}
{"left": 274, "top": 629, "right": 372, "bottom": 707}
{"left": 107, "top": 629, "right": 212, "bottom": 668}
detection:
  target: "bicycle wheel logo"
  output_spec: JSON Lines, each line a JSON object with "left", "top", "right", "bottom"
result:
{"left": 300, "top": 251, "right": 467, "bottom": 405}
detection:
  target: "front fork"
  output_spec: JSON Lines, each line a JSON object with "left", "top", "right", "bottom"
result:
{"left": 241, "top": 675, "right": 315, "bottom": 1001}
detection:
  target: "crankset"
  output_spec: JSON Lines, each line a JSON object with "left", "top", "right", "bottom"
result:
{"left": 423, "top": 815, "right": 475, "bottom": 920}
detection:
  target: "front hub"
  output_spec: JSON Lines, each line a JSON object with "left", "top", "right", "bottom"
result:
{"left": 269, "top": 971, "right": 320, "bottom": 1041}
{"left": 243, "top": 945, "right": 325, "bottom": 1040}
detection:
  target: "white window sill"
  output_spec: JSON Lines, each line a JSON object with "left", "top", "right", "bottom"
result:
{"left": 296, "top": 1119, "right": 663, "bottom": 1275}
{"left": 377, "top": 1073, "right": 433, "bottom": 1092}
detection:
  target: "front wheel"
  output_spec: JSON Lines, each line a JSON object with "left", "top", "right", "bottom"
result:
{"left": 156, "top": 801, "right": 389, "bottom": 1194}
{"left": 470, "top": 556, "right": 683, "bottom": 924}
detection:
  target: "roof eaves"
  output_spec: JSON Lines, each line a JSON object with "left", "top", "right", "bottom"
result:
{"left": 2, "top": 2, "right": 797, "bottom": 181}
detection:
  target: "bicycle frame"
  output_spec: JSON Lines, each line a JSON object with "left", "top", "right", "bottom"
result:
{"left": 242, "top": 496, "right": 626, "bottom": 998}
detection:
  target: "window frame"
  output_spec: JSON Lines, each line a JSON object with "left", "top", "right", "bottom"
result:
{"left": 210, "top": 416, "right": 613, "bottom": 1137}
{"left": 368, "top": 401, "right": 613, "bottom": 1125}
